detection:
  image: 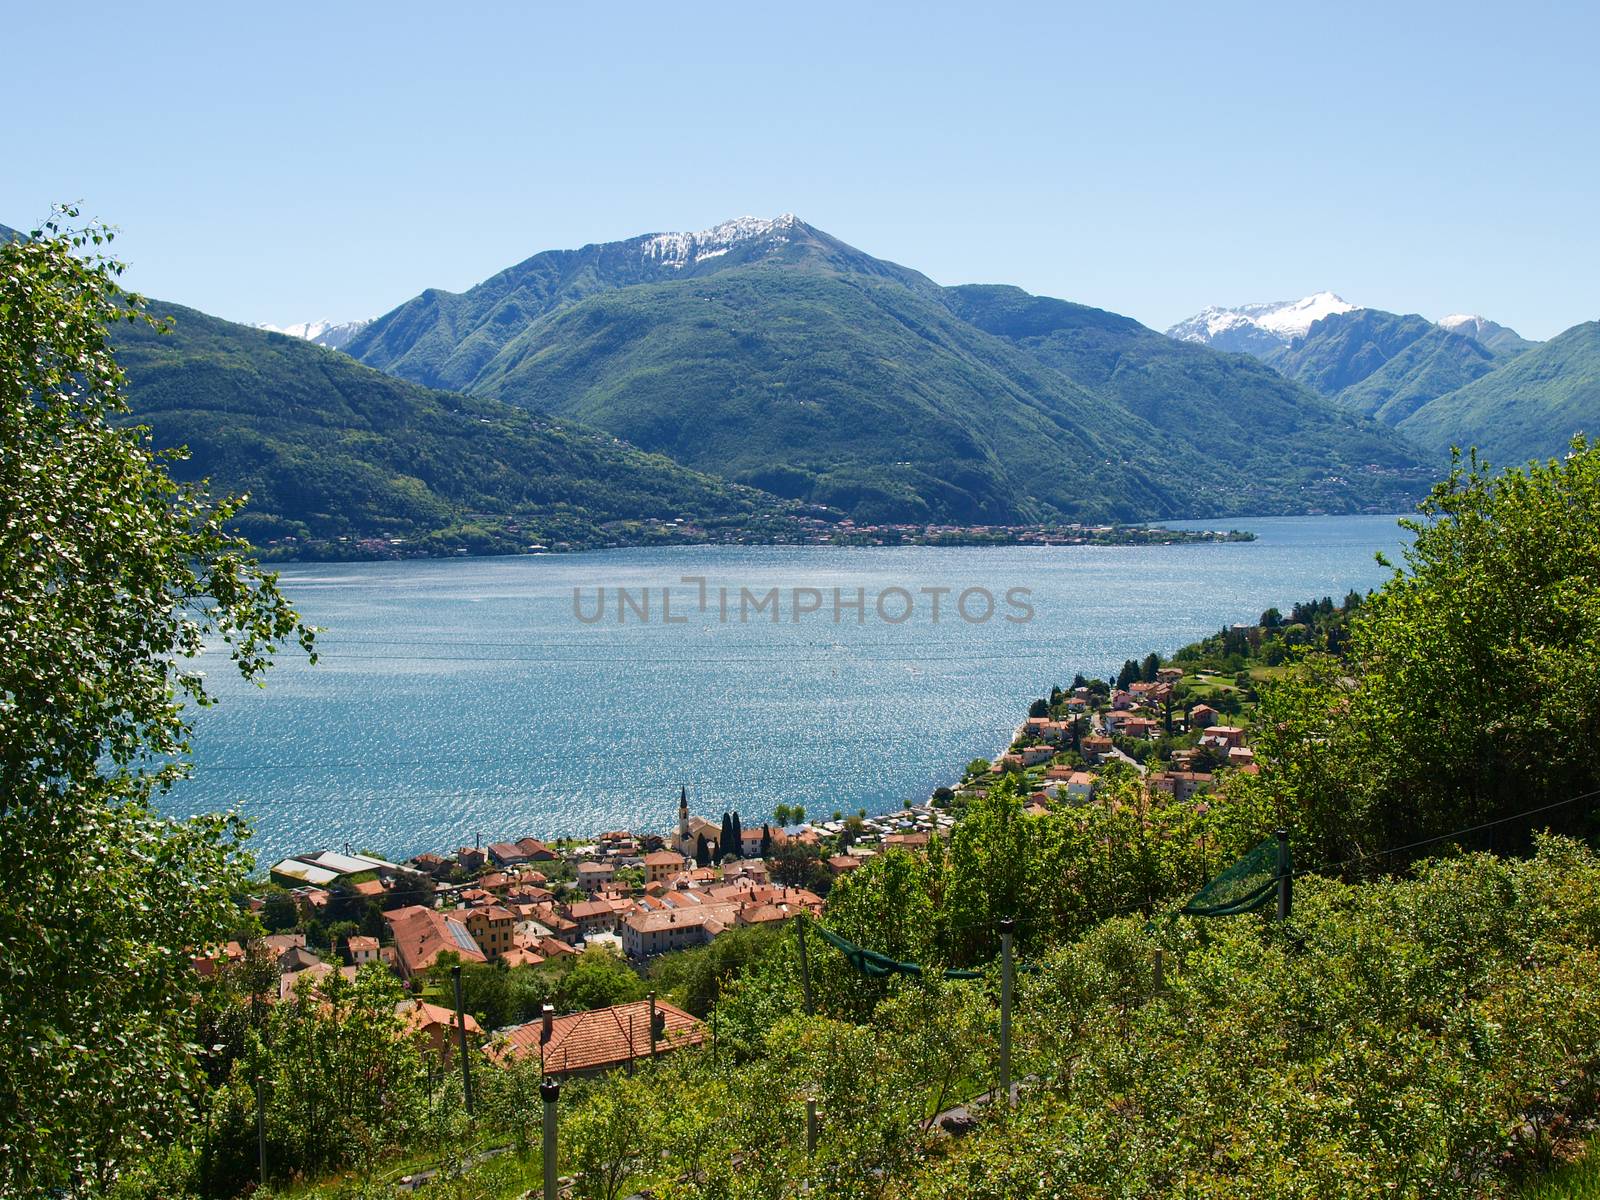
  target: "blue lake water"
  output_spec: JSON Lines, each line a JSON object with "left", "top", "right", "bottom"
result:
{"left": 167, "top": 514, "right": 1412, "bottom": 864}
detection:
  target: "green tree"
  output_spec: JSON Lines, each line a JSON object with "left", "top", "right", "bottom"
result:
{"left": 1257, "top": 442, "right": 1600, "bottom": 864}
{"left": 0, "top": 213, "right": 313, "bottom": 1194}
{"left": 566, "top": 1072, "right": 667, "bottom": 1200}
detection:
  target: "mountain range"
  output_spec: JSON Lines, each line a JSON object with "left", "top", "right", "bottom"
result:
{"left": 1169, "top": 291, "right": 1595, "bottom": 466}
{"left": 333, "top": 216, "right": 1427, "bottom": 524}
{"left": 10, "top": 214, "right": 1596, "bottom": 557}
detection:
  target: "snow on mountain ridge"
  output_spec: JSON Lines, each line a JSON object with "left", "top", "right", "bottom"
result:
{"left": 255, "top": 318, "right": 371, "bottom": 350}
{"left": 640, "top": 214, "right": 800, "bottom": 269}
{"left": 1166, "top": 292, "right": 1356, "bottom": 356}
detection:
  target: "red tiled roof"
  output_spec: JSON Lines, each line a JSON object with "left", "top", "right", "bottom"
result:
{"left": 399, "top": 999, "right": 483, "bottom": 1038}
{"left": 489, "top": 998, "right": 705, "bottom": 1074}
{"left": 383, "top": 905, "right": 485, "bottom": 976}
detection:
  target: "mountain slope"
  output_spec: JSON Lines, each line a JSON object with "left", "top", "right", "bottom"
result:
{"left": 112, "top": 303, "right": 800, "bottom": 556}
{"left": 1336, "top": 324, "right": 1499, "bottom": 423}
{"left": 942, "top": 285, "right": 1425, "bottom": 508}
{"left": 1265, "top": 307, "right": 1504, "bottom": 425}
{"left": 1437, "top": 314, "right": 1538, "bottom": 357}
{"left": 1396, "top": 321, "right": 1600, "bottom": 465}
{"left": 1166, "top": 292, "right": 1357, "bottom": 357}
{"left": 348, "top": 218, "right": 1432, "bottom": 521}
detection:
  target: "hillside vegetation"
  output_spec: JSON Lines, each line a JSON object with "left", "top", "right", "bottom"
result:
{"left": 1397, "top": 322, "right": 1600, "bottom": 464}
{"left": 1263, "top": 306, "right": 1598, "bottom": 468}
{"left": 112, "top": 302, "right": 803, "bottom": 556}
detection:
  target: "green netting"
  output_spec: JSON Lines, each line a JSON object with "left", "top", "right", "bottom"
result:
{"left": 813, "top": 924, "right": 985, "bottom": 979}
{"left": 1179, "top": 837, "right": 1285, "bottom": 917}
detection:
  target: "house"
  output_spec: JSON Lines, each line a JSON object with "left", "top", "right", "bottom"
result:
{"left": 488, "top": 997, "right": 705, "bottom": 1077}
{"left": 345, "top": 935, "right": 380, "bottom": 966}
{"left": 1149, "top": 771, "right": 1216, "bottom": 804}
{"left": 566, "top": 899, "right": 619, "bottom": 940}
{"left": 621, "top": 909, "right": 719, "bottom": 959}
{"left": 1157, "top": 667, "right": 1185, "bottom": 683}
{"left": 576, "top": 861, "right": 616, "bottom": 894}
{"left": 1227, "top": 746, "right": 1257, "bottom": 767}
{"left": 1081, "top": 735, "right": 1114, "bottom": 763}
{"left": 1024, "top": 717, "right": 1072, "bottom": 744}
{"left": 462, "top": 905, "right": 517, "bottom": 961}
{"left": 1064, "top": 771, "right": 1098, "bottom": 803}
{"left": 515, "top": 837, "right": 559, "bottom": 862}
{"left": 1200, "top": 725, "right": 1246, "bottom": 750}
{"left": 1119, "top": 716, "right": 1160, "bottom": 740}
{"left": 397, "top": 999, "right": 482, "bottom": 1064}
{"left": 486, "top": 841, "right": 529, "bottom": 867}
{"left": 278, "top": 961, "right": 358, "bottom": 1002}
{"left": 827, "top": 855, "right": 863, "bottom": 876}
{"left": 1015, "top": 744, "right": 1054, "bottom": 767}
{"left": 383, "top": 905, "right": 486, "bottom": 980}
{"left": 410, "top": 852, "right": 451, "bottom": 878}
{"left": 456, "top": 847, "right": 487, "bottom": 872}
{"left": 722, "top": 858, "right": 770, "bottom": 884}
{"left": 643, "top": 850, "right": 688, "bottom": 886}
{"left": 1188, "top": 704, "right": 1219, "bottom": 730}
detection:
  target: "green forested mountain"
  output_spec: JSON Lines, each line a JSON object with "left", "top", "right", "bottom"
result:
{"left": 347, "top": 217, "right": 1431, "bottom": 522}
{"left": 1396, "top": 321, "right": 1600, "bottom": 463}
{"left": 112, "top": 303, "right": 800, "bottom": 556}
{"left": 1266, "top": 308, "right": 1500, "bottom": 413}
{"left": 1333, "top": 323, "right": 1501, "bottom": 423}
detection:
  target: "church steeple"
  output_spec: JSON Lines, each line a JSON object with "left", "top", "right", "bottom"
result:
{"left": 677, "top": 785, "right": 690, "bottom": 844}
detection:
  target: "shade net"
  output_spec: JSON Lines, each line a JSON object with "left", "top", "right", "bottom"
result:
{"left": 1179, "top": 837, "right": 1285, "bottom": 917}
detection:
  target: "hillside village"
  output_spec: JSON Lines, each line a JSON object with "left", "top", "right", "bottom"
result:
{"left": 194, "top": 600, "right": 1348, "bottom": 1080}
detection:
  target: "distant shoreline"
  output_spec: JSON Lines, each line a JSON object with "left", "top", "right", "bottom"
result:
{"left": 253, "top": 522, "right": 1259, "bottom": 562}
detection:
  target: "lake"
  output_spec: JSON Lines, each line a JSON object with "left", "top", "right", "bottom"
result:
{"left": 168, "top": 514, "right": 1411, "bottom": 864}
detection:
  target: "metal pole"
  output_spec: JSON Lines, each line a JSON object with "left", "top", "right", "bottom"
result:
{"left": 805, "top": 1096, "right": 818, "bottom": 1156}
{"left": 648, "top": 991, "right": 658, "bottom": 1058}
{"left": 796, "top": 916, "right": 814, "bottom": 1016}
{"left": 1153, "top": 947, "right": 1165, "bottom": 994}
{"left": 256, "top": 1068, "right": 267, "bottom": 1187}
{"left": 999, "top": 917, "right": 1015, "bottom": 1110}
{"left": 712, "top": 1003, "right": 718, "bottom": 1065}
{"left": 452, "top": 964, "right": 474, "bottom": 1115}
{"left": 541, "top": 1076, "right": 560, "bottom": 1200}
{"left": 1276, "top": 828, "right": 1292, "bottom": 922}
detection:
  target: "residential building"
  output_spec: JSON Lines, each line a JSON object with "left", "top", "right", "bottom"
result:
{"left": 567, "top": 899, "right": 619, "bottom": 940}
{"left": 643, "top": 850, "right": 688, "bottom": 885}
{"left": 576, "top": 861, "right": 616, "bottom": 894}
{"left": 621, "top": 909, "right": 719, "bottom": 959}
{"left": 383, "top": 905, "right": 486, "bottom": 980}
{"left": 462, "top": 905, "right": 517, "bottom": 960}
{"left": 488, "top": 997, "right": 706, "bottom": 1076}
{"left": 397, "top": 999, "right": 482, "bottom": 1064}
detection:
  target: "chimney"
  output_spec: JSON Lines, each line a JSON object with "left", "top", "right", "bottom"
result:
{"left": 540, "top": 1003, "right": 554, "bottom": 1043}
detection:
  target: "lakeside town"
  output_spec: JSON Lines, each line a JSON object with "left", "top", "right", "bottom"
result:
{"left": 201, "top": 601, "right": 1300, "bottom": 1077}
{"left": 258, "top": 515, "right": 1256, "bottom": 561}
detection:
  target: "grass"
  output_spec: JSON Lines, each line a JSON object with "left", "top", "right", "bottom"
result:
{"left": 1520, "top": 1151, "right": 1600, "bottom": 1200}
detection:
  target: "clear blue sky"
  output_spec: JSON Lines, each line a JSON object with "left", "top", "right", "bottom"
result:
{"left": 5, "top": 0, "right": 1596, "bottom": 338}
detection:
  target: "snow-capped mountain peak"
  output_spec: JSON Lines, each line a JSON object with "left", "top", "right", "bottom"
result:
{"left": 254, "top": 318, "right": 371, "bottom": 351}
{"left": 1166, "top": 292, "right": 1356, "bottom": 358}
{"left": 639, "top": 214, "right": 801, "bottom": 269}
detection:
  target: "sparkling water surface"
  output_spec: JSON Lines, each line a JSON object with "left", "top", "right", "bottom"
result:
{"left": 166, "top": 514, "right": 1410, "bottom": 863}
